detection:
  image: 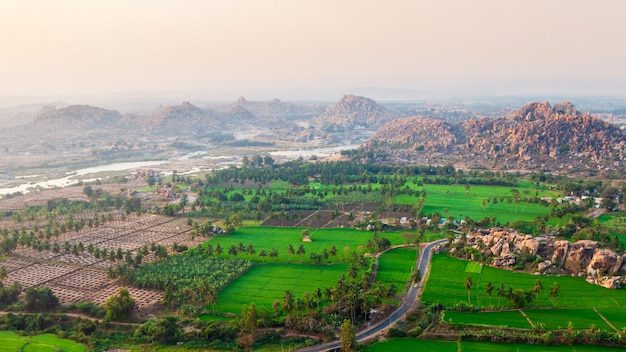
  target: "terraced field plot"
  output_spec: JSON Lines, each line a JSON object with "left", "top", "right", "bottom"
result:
{"left": 443, "top": 310, "right": 532, "bottom": 329}
{"left": 209, "top": 262, "right": 350, "bottom": 314}
{"left": 205, "top": 226, "right": 399, "bottom": 264}
{"left": 376, "top": 247, "right": 418, "bottom": 290}
{"left": 363, "top": 338, "right": 626, "bottom": 352}
{"left": 0, "top": 331, "right": 86, "bottom": 352}
{"left": 423, "top": 255, "right": 626, "bottom": 331}
{"left": 424, "top": 255, "right": 626, "bottom": 309}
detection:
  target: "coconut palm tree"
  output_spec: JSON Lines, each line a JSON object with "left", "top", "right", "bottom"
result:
{"left": 496, "top": 283, "right": 506, "bottom": 309}
{"left": 348, "top": 264, "right": 358, "bottom": 280}
{"left": 296, "top": 244, "right": 306, "bottom": 263}
{"left": 287, "top": 244, "right": 295, "bottom": 262}
{"left": 550, "top": 282, "right": 561, "bottom": 307}
{"left": 464, "top": 277, "right": 473, "bottom": 304}
{"left": 485, "top": 282, "right": 494, "bottom": 307}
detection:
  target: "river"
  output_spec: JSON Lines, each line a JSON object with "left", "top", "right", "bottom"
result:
{"left": 0, "top": 144, "right": 359, "bottom": 195}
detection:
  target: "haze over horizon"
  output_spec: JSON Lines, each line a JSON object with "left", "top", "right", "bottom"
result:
{"left": 2, "top": 0, "right": 626, "bottom": 102}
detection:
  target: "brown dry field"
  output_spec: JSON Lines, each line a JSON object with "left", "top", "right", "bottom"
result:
{"left": 0, "top": 182, "right": 207, "bottom": 308}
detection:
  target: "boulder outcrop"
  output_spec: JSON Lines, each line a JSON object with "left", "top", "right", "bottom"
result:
{"left": 461, "top": 228, "right": 626, "bottom": 289}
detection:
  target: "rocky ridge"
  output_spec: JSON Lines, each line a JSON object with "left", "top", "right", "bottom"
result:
{"left": 456, "top": 228, "right": 626, "bottom": 289}
{"left": 366, "top": 101, "right": 626, "bottom": 174}
{"left": 32, "top": 105, "right": 124, "bottom": 130}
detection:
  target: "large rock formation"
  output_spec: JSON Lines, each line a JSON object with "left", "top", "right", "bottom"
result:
{"left": 315, "top": 94, "right": 400, "bottom": 129}
{"left": 463, "top": 228, "right": 626, "bottom": 288}
{"left": 364, "top": 101, "right": 626, "bottom": 175}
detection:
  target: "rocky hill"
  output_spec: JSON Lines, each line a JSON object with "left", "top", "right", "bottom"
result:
{"left": 231, "top": 97, "right": 323, "bottom": 119}
{"left": 32, "top": 105, "right": 123, "bottom": 131}
{"left": 119, "top": 101, "right": 224, "bottom": 135}
{"left": 366, "top": 101, "right": 626, "bottom": 175}
{"left": 315, "top": 94, "right": 400, "bottom": 129}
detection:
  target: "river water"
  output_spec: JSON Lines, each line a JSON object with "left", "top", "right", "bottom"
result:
{"left": 1, "top": 161, "right": 167, "bottom": 195}
{"left": 0, "top": 144, "right": 359, "bottom": 195}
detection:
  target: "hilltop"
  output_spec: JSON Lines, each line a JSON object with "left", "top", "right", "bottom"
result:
{"left": 32, "top": 105, "right": 124, "bottom": 131}
{"left": 314, "top": 94, "right": 401, "bottom": 129}
{"left": 364, "top": 101, "right": 626, "bottom": 175}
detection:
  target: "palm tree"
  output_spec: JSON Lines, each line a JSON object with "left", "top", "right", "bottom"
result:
{"left": 496, "top": 283, "right": 505, "bottom": 309}
{"left": 282, "top": 290, "right": 294, "bottom": 316}
{"left": 533, "top": 279, "right": 544, "bottom": 307}
{"left": 314, "top": 287, "right": 322, "bottom": 311}
{"left": 550, "top": 282, "right": 561, "bottom": 307}
{"left": 246, "top": 244, "right": 256, "bottom": 256}
{"left": 329, "top": 245, "right": 338, "bottom": 263}
{"left": 464, "top": 277, "right": 473, "bottom": 304}
{"left": 287, "top": 244, "right": 295, "bottom": 262}
{"left": 348, "top": 264, "right": 358, "bottom": 280}
{"left": 269, "top": 247, "right": 279, "bottom": 260}
{"left": 205, "top": 244, "right": 214, "bottom": 256}
{"left": 485, "top": 282, "right": 494, "bottom": 307}
{"left": 259, "top": 249, "right": 267, "bottom": 262}
{"left": 206, "top": 285, "right": 218, "bottom": 313}
{"left": 215, "top": 243, "right": 223, "bottom": 255}
{"left": 296, "top": 244, "right": 306, "bottom": 263}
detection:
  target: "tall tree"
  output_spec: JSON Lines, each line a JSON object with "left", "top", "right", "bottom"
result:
{"left": 550, "top": 282, "right": 561, "bottom": 307}
{"left": 464, "top": 277, "right": 473, "bottom": 305}
{"left": 105, "top": 287, "right": 136, "bottom": 320}
{"left": 296, "top": 244, "right": 306, "bottom": 263}
{"left": 287, "top": 244, "right": 295, "bottom": 262}
{"left": 340, "top": 319, "right": 356, "bottom": 352}
{"left": 485, "top": 282, "right": 494, "bottom": 307}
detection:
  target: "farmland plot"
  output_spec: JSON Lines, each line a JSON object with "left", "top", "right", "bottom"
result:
{"left": 1, "top": 214, "right": 204, "bottom": 306}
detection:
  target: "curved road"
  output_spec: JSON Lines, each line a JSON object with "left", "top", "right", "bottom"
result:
{"left": 299, "top": 238, "right": 448, "bottom": 352}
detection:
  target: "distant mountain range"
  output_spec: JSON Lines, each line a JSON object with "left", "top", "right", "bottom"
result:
{"left": 7, "top": 95, "right": 626, "bottom": 175}
{"left": 363, "top": 101, "right": 626, "bottom": 175}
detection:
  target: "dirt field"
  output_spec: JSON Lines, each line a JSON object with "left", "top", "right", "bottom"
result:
{"left": 1, "top": 211, "right": 205, "bottom": 307}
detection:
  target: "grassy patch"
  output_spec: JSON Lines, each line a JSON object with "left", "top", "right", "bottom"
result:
{"left": 204, "top": 226, "right": 395, "bottom": 264}
{"left": 209, "top": 262, "right": 349, "bottom": 314}
{"left": 523, "top": 308, "right": 612, "bottom": 331}
{"left": 423, "top": 255, "right": 626, "bottom": 310}
{"left": 363, "top": 338, "right": 458, "bottom": 352}
{"left": 365, "top": 338, "right": 626, "bottom": 352}
{"left": 376, "top": 247, "right": 418, "bottom": 290}
{"left": 596, "top": 308, "right": 626, "bottom": 330}
{"left": 420, "top": 184, "right": 558, "bottom": 224}
{"left": 443, "top": 310, "right": 532, "bottom": 329}
{"left": 464, "top": 261, "right": 483, "bottom": 273}
{"left": 0, "top": 331, "right": 86, "bottom": 352}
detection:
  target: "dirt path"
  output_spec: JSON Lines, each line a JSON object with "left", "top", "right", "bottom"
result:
{"left": 518, "top": 309, "right": 535, "bottom": 328}
{"left": 587, "top": 208, "right": 607, "bottom": 219}
{"left": 593, "top": 307, "right": 618, "bottom": 332}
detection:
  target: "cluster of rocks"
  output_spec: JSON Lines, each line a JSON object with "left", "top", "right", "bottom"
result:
{"left": 460, "top": 228, "right": 626, "bottom": 289}
{"left": 366, "top": 101, "right": 626, "bottom": 175}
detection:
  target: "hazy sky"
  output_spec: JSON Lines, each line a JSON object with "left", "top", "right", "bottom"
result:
{"left": 2, "top": 0, "right": 626, "bottom": 99}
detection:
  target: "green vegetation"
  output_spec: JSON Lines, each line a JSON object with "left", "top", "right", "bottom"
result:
{"left": 443, "top": 310, "right": 531, "bottom": 329}
{"left": 376, "top": 247, "right": 418, "bottom": 291}
{"left": 423, "top": 255, "right": 626, "bottom": 310}
{"left": 0, "top": 331, "right": 86, "bottom": 352}
{"left": 204, "top": 227, "right": 387, "bottom": 263}
{"left": 208, "top": 262, "right": 350, "bottom": 314}
{"left": 110, "top": 250, "right": 252, "bottom": 306}
{"left": 363, "top": 338, "right": 626, "bottom": 351}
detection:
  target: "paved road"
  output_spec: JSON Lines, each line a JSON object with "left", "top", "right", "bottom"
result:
{"left": 298, "top": 238, "right": 448, "bottom": 352}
